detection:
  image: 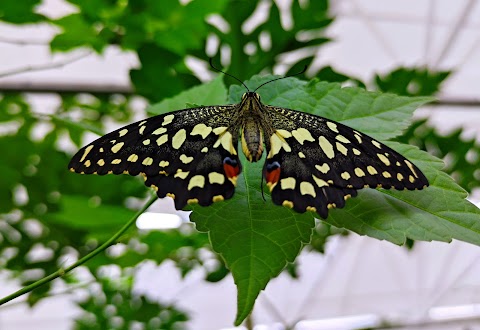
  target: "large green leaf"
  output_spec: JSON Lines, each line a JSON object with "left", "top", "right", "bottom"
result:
{"left": 191, "top": 157, "right": 314, "bottom": 324}
{"left": 183, "top": 76, "right": 480, "bottom": 325}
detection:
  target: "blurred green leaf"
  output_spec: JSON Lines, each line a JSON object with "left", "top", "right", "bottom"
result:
{"left": 314, "top": 66, "right": 366, "bottom": 88}
{"left": 206, "top": 0, "right": 332, "bottom": 82}
{"left": 147, "top": 75, "right": 227, "bottom": 115}
{"left": 0, "top": 0, "right": 45, "bottom": 23}
{"left": 130, "top": 44, "right": 201, "bottom": 102}
{"left": 398, "top": 119, "right": 480, "bottom": 193}
{"left": 51, "top": 14, "right": 107, "bottom": 52}
{"left": 375, "top": 67, "right": 450, "bottom": 96}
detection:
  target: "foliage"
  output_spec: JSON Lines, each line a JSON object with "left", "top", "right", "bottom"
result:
{"left": 1, "top": 0, "right": 479, "bottom": 328}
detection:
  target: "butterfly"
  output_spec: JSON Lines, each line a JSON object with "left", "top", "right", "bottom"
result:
{"left": 69, "top": 83, "right": 428, "bottom": 219}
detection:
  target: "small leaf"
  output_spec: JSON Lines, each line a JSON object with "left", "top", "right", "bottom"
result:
{"left": 51, "top": 14, "right": 106, "bottom": 52}
{"left": 375, "top": 67, "right": 451, "bottom": 96}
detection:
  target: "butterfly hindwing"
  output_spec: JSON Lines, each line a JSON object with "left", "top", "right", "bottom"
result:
{"left": 263, "top": 105, "right": 428, "bottom": 218}
{"left": 68, "top": 105, "right": 241, "bottom": 209}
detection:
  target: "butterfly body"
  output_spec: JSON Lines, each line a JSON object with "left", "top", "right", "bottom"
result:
{"left": 69, "top": 91, "right": 428, "bottom": 218}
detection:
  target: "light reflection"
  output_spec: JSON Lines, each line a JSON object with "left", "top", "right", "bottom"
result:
{"left": 136, "top": 212, "right": 183, "bottom": 230}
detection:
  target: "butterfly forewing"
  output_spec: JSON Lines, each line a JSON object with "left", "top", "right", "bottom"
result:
{"left": 69, "top": 105, "right": 242, "bottom": 209}
{"left": 262, "top": 105, "right": 428, "bottom": 218}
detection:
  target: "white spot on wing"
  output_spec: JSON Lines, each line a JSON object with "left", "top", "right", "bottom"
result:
{"left": 208, "top": 172, "right": 225, "bottom": 185}
{"left": 268, "top": 133, "right": 291, "bottom": 158}
{"left": 159, "top": 160, "right": 169, "bottom": 167}
{"left": 162, "top": 114, "right": 174, "bottom": 126}
{"left": 341, "top": 172, "right": 351, "bottom": 180}
{"left": 179, "top": 154, "right": 194, "bottom": 164}
{"left": 336, "top": 135, "right": 350, "bottom": 143}
{"left": 372, "top": 140, "right": 382, "bottom": 149}
{"left": 404, "top": 160, "right": 419, "bottom": 178}
{"left": 291, "top": 128, "right": 315, "bottom": 145}
{"left": 153, "top": 127, "right": 167, "bottom": 135}
{"left": 156, "top": 135, "right": 168, "bottom": 146}
{"left": 280, "top": 177, "right": 296, "bottom": 190}
{"left": 312, "top": 175, "right": 328, "bottom": 187}
{"left": 377, "top": 153, "right": 391, "bottom": 166}
{"left": 142, "top": 157, "right": 153, "bottom": 166}
{"left": 174, "top": 171, "right": 189, "bottom": 179}
{"left": 300, "top": 181, "right": 316, "bottom": 197}
{"left": 336, "top": 142, "right": 348, "bottom": 156}
{"left": 316, "top": 163, "right": 330, "bottom": 174}
{"left": 367, "top": 166, "right": 378, "bottom": 175}
{"left": 128, "top": 154, "right": 139, "bottom": 162}
{"left": 319, "top": 136, "right": 334, "bottom": 159}
{"left": 191, "top": 123, "right": 213, "bottom": 139}
{"left": 327, "top": 121, "right": 339, "bottom": 133}
{"left": 80, "top": 145, "right": 94, "bottom": 162}
{"left": 354, "top": 168, "right": 365, "bottom": 177}
{"left": 172, "top": 129, "right": 187, "bottom": 149}
{"left": 188, "top": 175, "right": 205, "bottom": 190}
{"left": 111, "top": 142, "right": 124, "bottom": 153}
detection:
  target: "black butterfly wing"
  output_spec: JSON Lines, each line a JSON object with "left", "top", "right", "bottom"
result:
{"left": 263, "top": 105, "right": 428, "bottom": 219}
{"left": 69, "top": 105, "right": 242, "bottom": 209}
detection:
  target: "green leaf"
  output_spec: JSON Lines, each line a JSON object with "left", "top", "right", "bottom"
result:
{"left": 328, "top": 142, "right": 480, "bottom": 245}
{"left": 51, "top": 14, "right": 106, "bottom": 52}
{"left": 147, "top": 75, "right": 227, "bottom": 115}
{"left": 192, "top": 76, "right": 479, "bottom": 325}
{"left": 47, "top": 194, "right": 135, "bottom": 232}
{"left": 375, "top": 67, "right": 451, "bottom": 96}
{"left": 314, "top": 65, "right": 366, "bottom": 88}
{"left": 398, "top": 119, "right": 480, "bottom": 193}
{"left": 207, "top": 0, "right": 333, "bottom": 84}
{"left": 190, "top": 156, "right": 314, "bottom": 325}
{"left": 130, "top": 44, "right": 201, "bottom": 102}
{"left": 0, "top": 0, "right": 45, "bottom": 23}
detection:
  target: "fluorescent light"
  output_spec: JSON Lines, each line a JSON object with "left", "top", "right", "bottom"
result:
{"left": 296, "top": 314, "right": 381, "bottom": 330}
{"left": 429, "top": 303, "right": 480, "bottom": 320}
{"left": 136, "top": 212, "right": 184, "bottom": 230}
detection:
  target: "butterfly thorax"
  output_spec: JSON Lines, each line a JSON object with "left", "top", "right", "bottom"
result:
{"left": 238, "top": 92, "right": 274, "bottom": 162}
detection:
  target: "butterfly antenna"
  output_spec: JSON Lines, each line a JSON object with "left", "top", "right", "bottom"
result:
{"left": 209, "top": 58, "right": 250, "bottom": 92}
{"left": 253, "top": 65, "right": 308, "bottom": 93}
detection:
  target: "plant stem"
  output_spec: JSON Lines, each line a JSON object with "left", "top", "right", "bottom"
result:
{"left": 0, "top": 194, "right": 157, "bottom": 306}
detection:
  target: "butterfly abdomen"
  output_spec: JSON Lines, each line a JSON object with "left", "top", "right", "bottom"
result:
{"left": 241, "top": 120, "right": 264, "bottom": 162}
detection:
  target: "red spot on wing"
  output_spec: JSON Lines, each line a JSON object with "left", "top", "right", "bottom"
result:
{"left": 224, "top": 163, "right": 240, "bottom": 179}
{"left": 266, "top": 167, "right": 281, "bottom": 185}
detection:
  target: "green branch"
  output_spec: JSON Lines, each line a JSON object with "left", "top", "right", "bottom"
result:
{"left": 0, "top": 194, "right": 158, "bottom": 306}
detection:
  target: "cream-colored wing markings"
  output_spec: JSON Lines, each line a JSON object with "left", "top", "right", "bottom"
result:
{"left": 262, "top": 105, "right": 428, "bottom": 218}
{"left": 68, "top": 105, "right": 241, "bottom": 209}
